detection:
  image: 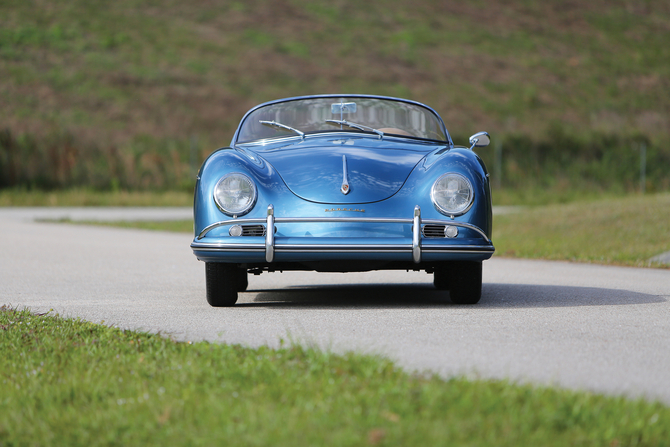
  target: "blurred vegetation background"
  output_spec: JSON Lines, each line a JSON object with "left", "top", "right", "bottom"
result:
{"left": 1, "top": 0, "right": 668, "bottom": 203}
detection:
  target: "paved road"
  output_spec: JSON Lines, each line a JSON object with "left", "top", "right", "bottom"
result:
{"left": 1, "top": 209, "right": 669, "bottom": 404}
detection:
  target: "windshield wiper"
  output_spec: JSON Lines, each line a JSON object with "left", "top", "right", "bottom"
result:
{"left": 259, "top": 120, "right": 305, "bottom": 140}
{"left": 326, "top": 119, "right": 384, "bottom": 139}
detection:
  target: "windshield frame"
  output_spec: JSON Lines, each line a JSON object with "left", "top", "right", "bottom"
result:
{"left": 231, "top": 94, "right": 453, "bottom": 146}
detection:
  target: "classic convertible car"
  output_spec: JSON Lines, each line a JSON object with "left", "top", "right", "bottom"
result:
{"left": 191, "top": 94, "right": 494, "bottom": 306}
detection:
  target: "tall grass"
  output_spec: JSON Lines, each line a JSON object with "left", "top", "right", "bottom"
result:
{"left": 472, "top": 126, "right": 670, "bottom": 201}
{"left": 2, "top": 127, "right": 667, "bottom": 202}
{"left": 0, "top": 129, "right": 202, "bottom": 192}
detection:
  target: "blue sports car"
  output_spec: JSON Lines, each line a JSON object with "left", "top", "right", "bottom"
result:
{"left": 191, "top": 94, "right": 494, "bottom": 306}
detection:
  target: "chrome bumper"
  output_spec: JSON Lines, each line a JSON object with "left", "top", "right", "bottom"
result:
{"left": 192, "top": 205, "right": 493, "bottom": 264}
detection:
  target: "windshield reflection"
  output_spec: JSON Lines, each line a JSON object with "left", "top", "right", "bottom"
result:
{"left": 236, "top": 97, "right": 447, "bottom": 143}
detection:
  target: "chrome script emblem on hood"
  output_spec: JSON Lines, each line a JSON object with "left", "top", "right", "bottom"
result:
{"left": 325, "top": 208, "right": 365, "bottom": 212}
{"left": 341, "top": 154, "right": 350, "bottom": 195}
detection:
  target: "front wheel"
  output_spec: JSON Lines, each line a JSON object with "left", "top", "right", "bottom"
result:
{"left": 205, "top": 263, "right": 239, "bottom": 307}
{"left": 433, "top": 266, "right": 450, "bottom": 290}
{"left": 236, "top": 267, "right": 248, "bottom": 292}
{"left": 449, "top": 261, "right": 482, "bottom": 305}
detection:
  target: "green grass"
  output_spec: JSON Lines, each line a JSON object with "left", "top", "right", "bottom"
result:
{"left": 493, "top": 193, "right": 670, "bottom": 267}
{"left": 0, "top": 188, "right": 192, "bottom": 207}
{"left": 44, "top": 218, "right": 194, "bottom": 234}
{"left": 2, "top": 306, "right": 669, "bottom": 446}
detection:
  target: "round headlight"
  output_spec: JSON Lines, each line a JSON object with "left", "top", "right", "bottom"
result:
{"left": 431, "top": 173, "right": 473, "bottom": 216}
{"left": 213, "top": 173, "right": 257, "bottom": 217}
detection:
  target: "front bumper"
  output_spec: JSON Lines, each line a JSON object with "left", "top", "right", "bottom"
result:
{"left": 191, "top": 205, "right": 494, "bottom": 264}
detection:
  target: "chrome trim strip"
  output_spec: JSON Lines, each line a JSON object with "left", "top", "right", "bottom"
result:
{"left": 412, "top": 206, "right": 421, "bottom": 263}
{"left": 341, "top": 155, "right": 350, "bottom": 195}
{"left": 191, "top": 246, "right": 265, "bottom": 252}
{"left": 236, "top": 131, "right": 441, "bottom": 148}
{"left": 266, "top": 205, "right": 275, "bottom": 262}
{"left": 191, "top": 242, "right": 494, "bottom": 254}
{"left": 198, "top": 216, "right": 490, "bottom": 242}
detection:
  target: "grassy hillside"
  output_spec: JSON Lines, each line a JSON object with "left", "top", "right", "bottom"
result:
{"left": 1, "top": 0, "right": 669, "bottom": 197}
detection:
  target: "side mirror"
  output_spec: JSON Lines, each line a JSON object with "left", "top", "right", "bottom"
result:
{"left": 468, "top": 132, "right": 490, "bottom": 150}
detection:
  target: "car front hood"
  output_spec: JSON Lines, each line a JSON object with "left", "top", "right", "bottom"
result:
{"left": 249, "top": 139, "right": 431, "bottom": 204}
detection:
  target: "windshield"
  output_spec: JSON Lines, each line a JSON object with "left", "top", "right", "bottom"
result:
{"left": 235, "top": 96, "right": 447, "bottom": 144}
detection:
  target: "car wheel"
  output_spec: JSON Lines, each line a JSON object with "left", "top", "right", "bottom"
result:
{"left": 449, "top": 261, "right": 482, "bottom": 305}
{"left": 433, "top": 266, "right": 450, "bottom": 290}
{"left": 236, "top": 268, "right": 248, "bottom": 292}
{"left": 205, "top": 262, "right": 238, "bottom": 307}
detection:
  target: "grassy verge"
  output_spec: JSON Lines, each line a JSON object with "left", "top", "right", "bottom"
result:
{"left": 493, "top": 193, "right": 670, "bottom": 267}
{"left": 2, "top": 306, "right": 669, "bottom": 446}
{"left": 43, "top": 218, "right": 194, "bottom": 234}
{"left": 0, "top": 188, "right": 192, "bottom": 206}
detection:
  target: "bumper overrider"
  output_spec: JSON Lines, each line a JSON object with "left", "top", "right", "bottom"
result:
{"left": 191, "top": 205, "right": 494, "bottom": 264}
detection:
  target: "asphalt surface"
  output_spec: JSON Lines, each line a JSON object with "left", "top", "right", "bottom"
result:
{"left": 1, "top": 208, "right": 669, "bottom": 404}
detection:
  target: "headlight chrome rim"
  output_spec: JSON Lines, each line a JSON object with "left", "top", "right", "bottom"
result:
{"left": 213, "top": 173, "right": 257, "bottom": 217}
{"left": 431, "top": 173, "right": 474, "bottom": 216}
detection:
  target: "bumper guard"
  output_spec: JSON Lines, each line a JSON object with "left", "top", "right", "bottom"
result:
{"left": 194, "top": 205, "right": 492, "bottom": 264}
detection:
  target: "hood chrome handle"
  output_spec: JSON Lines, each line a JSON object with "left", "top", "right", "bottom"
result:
{"left": 341, "top": 155, "right": 350, "bottom": 195}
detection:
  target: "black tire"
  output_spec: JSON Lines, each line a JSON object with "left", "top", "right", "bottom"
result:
{"left": 236, "top": 268, "right": 248, "bottom": 292}
{"left": 449, "top": 261, "right": 482, "bottom": 305}
{"left": 433, "top": 266, "right": 450, "bottom": 290}
{"left": 205, "top": 262, "right": 238, "bottom": 307}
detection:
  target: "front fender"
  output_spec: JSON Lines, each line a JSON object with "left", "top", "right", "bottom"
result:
{"left": 399, "top": 147, "right": 492, "bottom": 237}
{"left": 194, "top": 147, "right": 280, "bottom": 236}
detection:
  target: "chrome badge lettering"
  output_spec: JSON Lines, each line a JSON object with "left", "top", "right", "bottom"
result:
{"left": 325, "top": 208, "right": 365, "bottom": 213}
